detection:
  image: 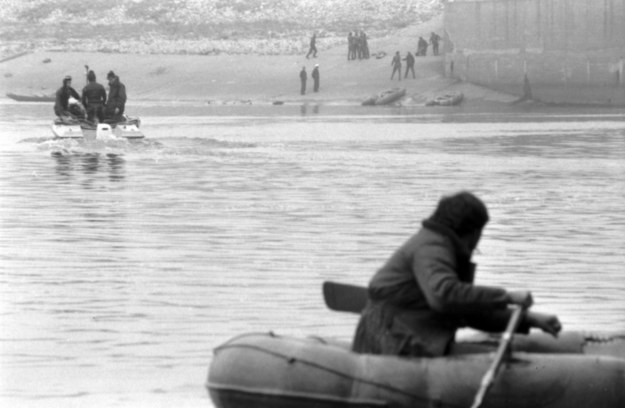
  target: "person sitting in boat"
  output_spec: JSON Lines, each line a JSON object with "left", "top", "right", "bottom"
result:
{"left": 81, "top": 70, "right": 107, "bottom": 124}
{"left": 53, "top": 75, "right": 81, "bottom": 122}
{"left": 104, "top": 70, "right": 127, "bottom": 123}
{"left": 352, "top": 191, "right": 562, "bottom": 357}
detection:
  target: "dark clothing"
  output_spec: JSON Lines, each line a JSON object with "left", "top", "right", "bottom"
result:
{"left": 54, "top": 85, "right": 80, "bottom": 117}
{"left": 82, "top": 81, "right": 107, "bottom": 123}
{"left": 312, "top": 67, "right": 320, "bottom": 92}
{"left": 390, "top": 53, "right": 402, "bottom": 80}
{"left": 299, "top": 69, "right": 307, "bottom": 95}
{"left": 306, "top": 35, "right": 317, "bottom": 59}
{"left": 404, "top": 52, "right": 415, "bottom": 78}
{"left": 430, "top": 33, "right": 441, "bottom": 56}
{"left": 105, "top": 76, "right": 126, "bottom": 119}
{"left": 417, "top": 37, "right": 429, "bottom": 56}
{"left": 352, "top": 219, "right": 529, "bottom": 357}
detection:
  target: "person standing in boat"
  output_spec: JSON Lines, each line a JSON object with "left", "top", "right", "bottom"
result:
{"left": 53, "top": 75, "right": 81, "bottom": 120}
{"left": 82, "top": 70, "right": 107, "bottom": 124}
{"left": 104, "top": 70, "right": 127, "bottom": 122}
{"left": 390, "top": 51, "right": 402, "bottom": 81}
{"left": 352, "top": 191, "right": 562, "bottom": 357}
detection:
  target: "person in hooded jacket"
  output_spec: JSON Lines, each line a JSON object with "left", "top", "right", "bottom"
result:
{"left": 54, "top": 75, "right": 81, "bottom": 119}
{"left": 105, "top": 70, "right": 127, "bottom": 121}
{"left": 82, "top": 70, "right": 106, "bottom": 123}
{"left": 352, "top": 191, "right": 562, "bottom": 357}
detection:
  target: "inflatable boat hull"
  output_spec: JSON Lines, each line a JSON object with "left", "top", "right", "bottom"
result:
{"left": 207, "top": 332, "right": 625, "bottom": 408}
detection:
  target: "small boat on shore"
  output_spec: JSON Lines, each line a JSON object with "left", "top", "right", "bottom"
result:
{"left": 362, "top": 88, "right": 406, "bottom": 106}
{"left": 425, "top": 91, "right": 464, "bottom": 106}
{"left": 51, "top": 115, "right": 145, "bottom": 140}
{"left": 6, "top": 92, "right": 55, "bottom": 102}
{"left": 207, "top": 331, "right": 625, "bottom": 408}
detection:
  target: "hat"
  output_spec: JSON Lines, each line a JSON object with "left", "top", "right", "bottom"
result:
{"left": 314, "top": 64, "right": 319, "bottom": 67}
{"left": 63, "top": 75, "right": 72, "bottom": 81}
{"left": 107, "top": 70, "right": 116, "bottom": 79}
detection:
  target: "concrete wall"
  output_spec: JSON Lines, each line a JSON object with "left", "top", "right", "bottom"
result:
{"left": 443, "top": 0, "right": 625, "bottom": 105}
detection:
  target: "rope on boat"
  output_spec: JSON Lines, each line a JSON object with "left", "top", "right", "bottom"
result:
{"left": 213, "top": 332, "right": 466, "bottom": 408}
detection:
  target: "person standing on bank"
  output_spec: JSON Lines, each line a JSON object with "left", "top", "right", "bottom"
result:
{"left": 430, "top": 31, "right": 442, "bottom": 56}
{"left": 404, "top": 51, "right": 415, "bottom": 79}
{"left": 390, "top": 51, "right": 402, "bottom": 81}
{"left": 299, "top": 66, "right": 307, "bottom": 95}
{"left": 306, "top": 33, "right": 318, "bottom": 59}
{"left": 312, "top": 64, "right": 320, "bottom": 92}
{"left": 104, "top": 70, "right": 126, "bottom": 122}
{"left": 82, "top": 70, "right": 107, "bottom": 123}
{"left": 352, "top": 191, "right": 562, "bottom": 357}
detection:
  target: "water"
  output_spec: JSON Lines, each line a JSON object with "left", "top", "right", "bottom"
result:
{"left": 1, "top": 102, "right": 624, "bottom": 407}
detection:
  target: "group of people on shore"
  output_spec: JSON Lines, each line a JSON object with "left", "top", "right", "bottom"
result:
{"left": 54, "top": 69, "right": 126, "bottom": 124}
{"left": 347, "top": 31, "right": 370, "bottom": 60}
{"left": 299, "top": 64, "right": 320, "bottom": 95}
{"left": 389, "top": 31, "right": 443, "bottom": 81}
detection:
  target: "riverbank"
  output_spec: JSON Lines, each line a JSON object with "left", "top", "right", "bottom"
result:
{"left": 1, "top": 15, "right": 525, "bottom": 109}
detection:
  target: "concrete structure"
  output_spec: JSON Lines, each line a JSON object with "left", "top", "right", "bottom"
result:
{"left": 443, "top": 0, "right": 625, "bottom": 105}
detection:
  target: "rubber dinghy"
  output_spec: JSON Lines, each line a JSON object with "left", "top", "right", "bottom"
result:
{"left": 207, "top": 331, "right": 625, "bottom": 408}
{"left": 51, "top": 115, "right": 144, "bottom": 140}
{"left": 362, "top": 88, "right": 406, "bottom": 106}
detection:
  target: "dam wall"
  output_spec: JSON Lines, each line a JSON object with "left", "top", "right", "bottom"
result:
{"left": 443, "top": 0, "right": 625, "bottom": 105}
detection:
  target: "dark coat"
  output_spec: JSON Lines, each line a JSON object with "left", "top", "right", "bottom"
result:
{"left": 107, "top": 76, "right": 126, "bottom": 112}
{"left": 82, "top": 81, "right": 107, "bottom": 107}
{"left": 54, "top": 85, "right": 80, "bottom": 116}
{"left": 352, "top": 219, "right": 528, "bottom": 357}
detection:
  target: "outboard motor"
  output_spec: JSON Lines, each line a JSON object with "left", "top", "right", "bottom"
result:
{"left": 96, "top": 123, "right": 113, "bottom": 139}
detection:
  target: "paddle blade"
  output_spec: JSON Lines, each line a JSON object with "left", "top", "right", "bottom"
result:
{"left": 322, "top": 281, "right": 368, "bottom": 313}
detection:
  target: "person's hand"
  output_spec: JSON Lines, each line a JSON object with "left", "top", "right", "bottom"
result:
{"left": 526, "top": 311, "right": 562, "bottom": 337}
{"left": 507, "top": 290, "right": 533, "bottom": 308}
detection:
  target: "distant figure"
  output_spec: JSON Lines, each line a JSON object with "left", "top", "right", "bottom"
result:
{"left": 312, "top": 64, "right": 320, "bottom": 92}
{"left": 306, "top": 33, "right": 318, "bottom": 59}
{"left": 53, "top": 75, "right": 81, "bottom": 120}
{"left": 430, "top": 32, "right": 441, "bottom": 56}
{"left": 361, "top": 31, "right": 370, "bottom": 59}
{"left": 417, "top": 36, "right": 429, "bottom": 56}
{"left": 82, "top": 70, "right": 107, "bottom": 123}
{"left": 347, "top": 32, "right": 354, "bottom": 60}
{"left": 390, "top": 51, "right": 402, "bottom": 81}
{"left": 299, "top": 66, "right": 307, "bottom": 95}
{"left": 404, "top": 51, "right": 415, "bottom": 79}
{"left": 104, "top": 70, "right": 127, "bottom": 122}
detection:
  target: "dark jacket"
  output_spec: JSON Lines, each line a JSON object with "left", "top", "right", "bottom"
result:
{"left": 54, "top": 85, "right": 80, "bottom": 116}
{"left": 107, "top": 76, "right": 126, "bottom": 112}
{"left": 352, "top": 219, "right": 528, "bottom": 357}
{"left": 312, "top": 67, "right": 319, "bottom": 81}
{"left": 82, "top": 82, "right": 107, "bottom": 107}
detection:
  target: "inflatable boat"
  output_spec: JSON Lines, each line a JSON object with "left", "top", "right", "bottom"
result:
{"left": 362, "top": 88, "right": 406, "bottom": 106}
{"left": 207, "top": 331, "right": 625, "bottom": 408}
{"left": 51, "top": 115, "right": 144, "bottom": 140}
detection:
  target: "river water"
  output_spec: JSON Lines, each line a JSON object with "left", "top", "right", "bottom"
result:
{"left": 1, "top": 101, "right": 624, "bottom": 407}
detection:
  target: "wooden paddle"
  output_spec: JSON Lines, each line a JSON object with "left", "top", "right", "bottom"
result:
{"left": 470, "top": 305, "right": 525, "bottom": 408}
{"left": 322, "top": 281, "right": 368, "bottom": 314}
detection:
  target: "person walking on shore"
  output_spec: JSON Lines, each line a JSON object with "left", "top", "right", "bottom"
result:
{"left": 299, "top": 66, "right": 307, "bottom": 95}
{"left": 390, "top": 51, "right": 402, "bottom": 81}
{"left": 82, "top": 70, "right": 107, "bottom": 123}
{"left": 312, "top": 64, "right": 320, "bottom": 92}
{"left": 306, "top": 33, "right": 318, "bottom": 59}
{"left": 404, "top": 51, "right": 415, "bottom": 79}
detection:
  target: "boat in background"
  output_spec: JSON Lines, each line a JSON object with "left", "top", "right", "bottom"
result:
{"left": 6, "top": 92, "right": 55, "bottom": 102}
{"left": 207, "top": 331, "right": 625, "bottom": 408}
{"left": 51, "top": 115, "right": 144, "bottom": 140}
{"left": 362, "top": 88, "right": 406, "bottom": 106}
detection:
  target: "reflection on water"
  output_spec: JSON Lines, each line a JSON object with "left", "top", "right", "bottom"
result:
{"left": 0, "top": 110, "right": 624, "bottom": 407}
{"left": 52, "top": 151, "right": 126, "bottom": 184}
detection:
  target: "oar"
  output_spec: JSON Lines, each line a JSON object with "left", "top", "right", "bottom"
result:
{"left": 322, "top": 281, "right": 368, "bottom": 314}
{"left": 470, "top": 305, "right": 525, "bottom": 408}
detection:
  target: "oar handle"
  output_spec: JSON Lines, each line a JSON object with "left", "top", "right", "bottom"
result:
{"left": 470, "top": 305, "right": 525, "bottom": 408}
